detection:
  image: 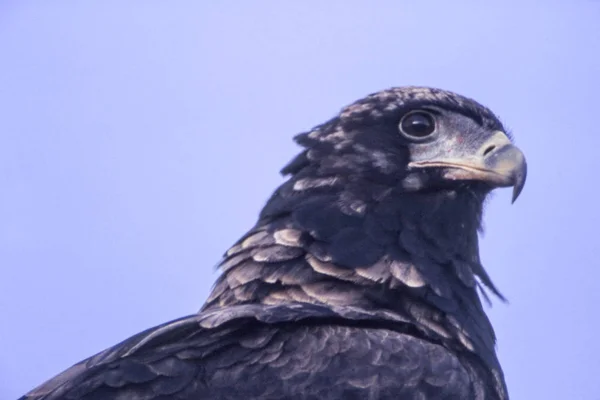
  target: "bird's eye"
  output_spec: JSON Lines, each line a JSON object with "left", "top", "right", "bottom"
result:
{"left": 399, "top": 111, "right": 436, "bottom": 139}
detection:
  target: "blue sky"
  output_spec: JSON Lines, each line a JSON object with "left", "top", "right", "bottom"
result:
{"left": 1, "top": 2, "right": 599, "bottom": 399}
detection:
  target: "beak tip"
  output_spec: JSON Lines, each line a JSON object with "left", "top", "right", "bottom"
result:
{"left": 511, "top": 190, "right": 519, "bottom": 204}
{"left": 510, "top": 168, "right": 527, "bottom": 204}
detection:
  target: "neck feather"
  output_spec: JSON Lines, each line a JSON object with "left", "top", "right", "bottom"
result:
{"left": 204, "top": 174, "right": 498, "bottom": 346}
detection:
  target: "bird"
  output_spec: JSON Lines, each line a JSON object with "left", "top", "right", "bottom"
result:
{"left": 19, "top": 86, "right": 526, "bottom": 400}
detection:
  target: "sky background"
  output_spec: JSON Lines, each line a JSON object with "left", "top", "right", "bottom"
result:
{"left": 1, "top": 2, "right": 599, "bottom": 399}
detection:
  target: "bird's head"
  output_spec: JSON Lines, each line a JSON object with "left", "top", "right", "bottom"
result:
{"left": 281, "top": 86, "right": 526, "bottom": 208}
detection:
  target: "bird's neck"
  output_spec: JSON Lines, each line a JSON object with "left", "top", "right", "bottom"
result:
{"left": 203, "top": 184, "right": 495, "bottom": 340}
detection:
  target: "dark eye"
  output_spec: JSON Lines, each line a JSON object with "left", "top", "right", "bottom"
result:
{"left": 399, "top": 111, "right": 436, "bottom": 139}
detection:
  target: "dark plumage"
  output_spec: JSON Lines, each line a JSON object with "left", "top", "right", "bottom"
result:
{"left": 20, "top": 87, "right": 526, "bottom": 400}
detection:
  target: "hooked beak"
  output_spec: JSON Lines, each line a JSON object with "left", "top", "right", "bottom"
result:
{"left": 408, "top": 131, "right": 527, "bottom": 203}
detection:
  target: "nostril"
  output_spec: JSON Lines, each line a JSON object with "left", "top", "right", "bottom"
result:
{"left": 483, "top": 145, "right": 496, "bottom": 157}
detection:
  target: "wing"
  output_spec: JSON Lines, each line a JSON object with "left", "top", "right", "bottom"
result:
{"left": 20, "top": 304, "right": 475, "bottom": 400}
